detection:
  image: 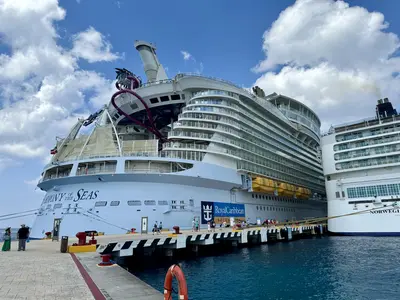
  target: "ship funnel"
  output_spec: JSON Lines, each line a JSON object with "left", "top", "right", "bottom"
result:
{"left": 134, "top": 40, "right": 168, "bottom": 82}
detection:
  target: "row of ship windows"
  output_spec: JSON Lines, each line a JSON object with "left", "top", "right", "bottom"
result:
{"left": 44, "top": 200, "right": 191, "bottom": 210}
{"left": 334, "top": 134, "right": 400, "bottom": 151}
{"left": 171, "top": 127, "right": 323, "bottom": 186}
{"left": 334, "top": 144, "right": 400, "bottom": 161}
{"left": 191, "top": 90, "right": 320, "bottom": 137}
{"left": 177, "top": 119, "right": 321, "bottom": 178}
{"left": 256, "top": 206, "right": 295, "bottom": 212}
{"left": 183, "top": 104, "right": 317, "bottom": 159}
{"left": 191, "top": 89, "right": 319, "bottom": 136}
{"left": 190, "top": 93, "right": 297, "bottom": 142}
{"left": 169, "top": 129, "right": 323, "bottom": 188}
{"left": 112, "top": 93, "right": 185, "bottom": 120}
{"left": 178, "top": 113, "right": 321, "bottom": 172}
{"left": 347, "top": 184, "right": 400, "bottom": 198}
{"left": 279, "top": 108, "right": 319, "bottom": 135}
{"left": 252, "top": 194, "right": 306, "bottom": 204}
{"left": 335, "top": 155, "right": 400, "bottom": 170}
{"left": 335, "top": 124, "right": 400, "bottom": 143}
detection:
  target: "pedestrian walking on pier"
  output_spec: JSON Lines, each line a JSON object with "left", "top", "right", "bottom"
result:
{"left": 17, "top": 224, "right": 29, "bottom": 251}
{"left": 152, "top": 221, "right": 158, "bottom": 235}
{"left": 158, "top": 222, "right": 163, "bottom": 234}
{"left": 1, "top": 227, "right": 11, "bottom": 251}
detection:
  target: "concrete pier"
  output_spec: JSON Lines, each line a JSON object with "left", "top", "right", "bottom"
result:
{"left": 0, "top": 239, "right": 162, "bottom": 300}
{"left": 0, "top": 224, "right": 325, "bottom": 299}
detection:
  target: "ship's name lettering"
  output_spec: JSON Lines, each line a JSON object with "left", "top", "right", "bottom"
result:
{"left": 42, "top": 189, "right": 99, "bottom": 204}
{"left": 370, "top": 209, "right": 400, "bottom": 214}
{"left": 43, "top": 192, "right": 71, "bottom": 204}
{"left": 73, "top": 189, "right": 99, "bottom": 202}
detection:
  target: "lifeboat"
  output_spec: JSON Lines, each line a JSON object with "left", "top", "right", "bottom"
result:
{"left": 295, "top": 186, "right": 311, "bottom": 199}
{"left": 277, "top": 182, "right": 287, "bottom": 195}
{"left": 287, "top": 184, "right": 296, "bottom": 197}
{"left": 304, "top": 188, "right": 312, "bottom": 199}
{"left": 277, "top": 183, "right": 295, "bottom": 197}
{"left": 252, "top": 177, "right": 276, "bottom": 194}
{"left": 295, "top": 186, "right": 304, "bottom": 198}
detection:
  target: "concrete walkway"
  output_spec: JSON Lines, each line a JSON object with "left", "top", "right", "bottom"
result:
{"left": 0, "top": 239, "right": 162, "bottom": 300}
{"left": 77, "top": 253, "right": 162, "bottom": 300}
{"left": 0, "top": 240, "right": 93, "bottom": 300}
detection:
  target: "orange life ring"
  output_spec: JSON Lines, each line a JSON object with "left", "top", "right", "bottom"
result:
{"left": 163, "top": 264, "right": 189, "bottom": 300}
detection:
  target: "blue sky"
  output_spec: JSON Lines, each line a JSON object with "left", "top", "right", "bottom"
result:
{"left": 0, "top": 0, "right": 399, "bottom": 227}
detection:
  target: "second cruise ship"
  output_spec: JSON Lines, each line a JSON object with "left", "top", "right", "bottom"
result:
{"left": 321, "top": 98, "right": 400, "bottom": 235}
{"left": 31, "top": 41, "right": 326, "bottom": 239}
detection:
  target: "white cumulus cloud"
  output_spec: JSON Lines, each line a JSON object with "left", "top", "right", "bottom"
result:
{"left": 253, "top": 0, "right": 400, "bottom": 131}
{"left": 71, "top": 26, "right": 121, "bottom": 63}
{"left": 180, "top": 50, "right": 192, "bottom": 61}
{"left": 0, "top": 0, "right": 120, "bottom": 169}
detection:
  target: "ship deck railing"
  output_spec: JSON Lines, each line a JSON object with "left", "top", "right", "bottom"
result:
{"left": 44, "top": 150, "right": 199, "bottom": 170}
{"left": 322, "top": 115, "right": 400, "bottom": 136}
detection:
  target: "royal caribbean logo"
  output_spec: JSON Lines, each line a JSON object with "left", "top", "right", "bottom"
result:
{"left": 200, "top": 201, "right": 246, "bottom": 224}
{"left": 201, "top": 201, "right": 214, "bottom": 224}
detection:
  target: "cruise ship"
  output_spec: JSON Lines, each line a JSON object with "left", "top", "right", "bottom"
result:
{"left": 321, "top": 98, "right": 400, "bottom": 236}
{"left": 31, "top": 41, "right": 326, "bottom": 239}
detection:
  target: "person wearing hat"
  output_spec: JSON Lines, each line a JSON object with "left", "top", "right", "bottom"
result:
{"left": 17, "top": 224, "right": 29, "bottom": 251}
{"left": 1, "top": 227, "right": 11, "bottom": 251}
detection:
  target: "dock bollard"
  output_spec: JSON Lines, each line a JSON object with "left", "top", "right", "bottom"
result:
{"left": 60, "top": 236, "right": 68, "bottom": 253}
{"left": 173, "top": 226, "right": 181, "bottom": 234}
{"left": 98, "top": 254, "right": 114, "bottom": 267}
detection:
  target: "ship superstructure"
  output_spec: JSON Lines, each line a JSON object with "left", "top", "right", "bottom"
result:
{"left": 31, "top": 41, "right": 326, "bottom": 238}
{"left": 321, "top": 98, "right": 400, "bottom": 235}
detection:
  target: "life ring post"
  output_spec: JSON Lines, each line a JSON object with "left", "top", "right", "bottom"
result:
{"left": 163, "top": 264, "right": 189, "bottom": 300}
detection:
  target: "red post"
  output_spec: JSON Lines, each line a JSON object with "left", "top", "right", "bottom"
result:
{"left": 98, "top": 254, "right": 114, "bottom": 266}
{"left": 89, "top": 232, "right": 97, "bottom": 245}
{"left": 76, "top": 232, "right": 87, "bottom": 246}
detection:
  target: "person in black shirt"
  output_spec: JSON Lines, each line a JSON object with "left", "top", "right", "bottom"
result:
{"left": 17, "top": 224, "right": 30, "bottom": 251}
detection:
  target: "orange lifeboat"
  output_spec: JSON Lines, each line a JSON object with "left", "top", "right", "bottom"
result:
{"left": 295, "top": 186, "right": 304, "bottom": 198}
{"left": 295, "top": 186, "right": 312, "bottom": 199}
{"left": 164, "top": 264, "right": 189, "bottom": 300}
{"left": 252, "top": 177, "right": 276, "bottom": 194}
{"left": 277, "top": 182, "right": 288, "bottom": 195}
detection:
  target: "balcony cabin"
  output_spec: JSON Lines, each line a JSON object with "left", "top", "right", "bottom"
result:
{"left": 43, "top": 164, "right": 73, "bottom": 181}
{"left": 125, "top": 160, "right": 193, "bottom": 173}
{"left": 76, "top": 160, "right": 117, "bottom": 176}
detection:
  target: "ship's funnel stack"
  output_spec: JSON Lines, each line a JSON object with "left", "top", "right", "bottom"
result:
{"left": 134, "top": 40, "right": 168, "bottom": 82}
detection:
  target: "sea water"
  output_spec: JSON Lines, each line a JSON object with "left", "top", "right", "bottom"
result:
{"left": 132, "top": 236, "right": 400, "bottom": 300}
{"left": 0, "top": 228, "right": 19, "bottom": 241}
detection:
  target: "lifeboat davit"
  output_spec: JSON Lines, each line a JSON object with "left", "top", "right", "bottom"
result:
{"left": 164, "top": 264, "right": 189, "bottom": 300}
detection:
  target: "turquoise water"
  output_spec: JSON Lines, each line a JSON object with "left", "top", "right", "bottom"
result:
{"left": 132, "top": 236, "right": 400, "bottom": 300}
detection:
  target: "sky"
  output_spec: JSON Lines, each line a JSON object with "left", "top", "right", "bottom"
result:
{"left": 0, "top": 0, "right": 399, "bottom": 227}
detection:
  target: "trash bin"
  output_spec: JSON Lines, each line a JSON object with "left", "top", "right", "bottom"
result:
{"left": 60, "top": 236, "right": 68, "bottom": 253}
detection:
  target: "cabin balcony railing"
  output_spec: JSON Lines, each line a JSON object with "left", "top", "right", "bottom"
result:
{"left": 125, "top": 168, "right": 172, "bottom": 174}
{"left": 76, "top": 167, "right": 116, "bottom": 176}
{"left": 42, "top": 172, "right": 70, "bottom": 182}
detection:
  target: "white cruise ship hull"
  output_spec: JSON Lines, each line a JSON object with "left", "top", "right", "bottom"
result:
{"left": 321, "top": 117, "right": 400, "bottom": 236}
{"left": 31, "top": 161, "right": 326, "bottom": 239}
{"left": 327, "top": 198, "right": 400, "bottom": 236}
